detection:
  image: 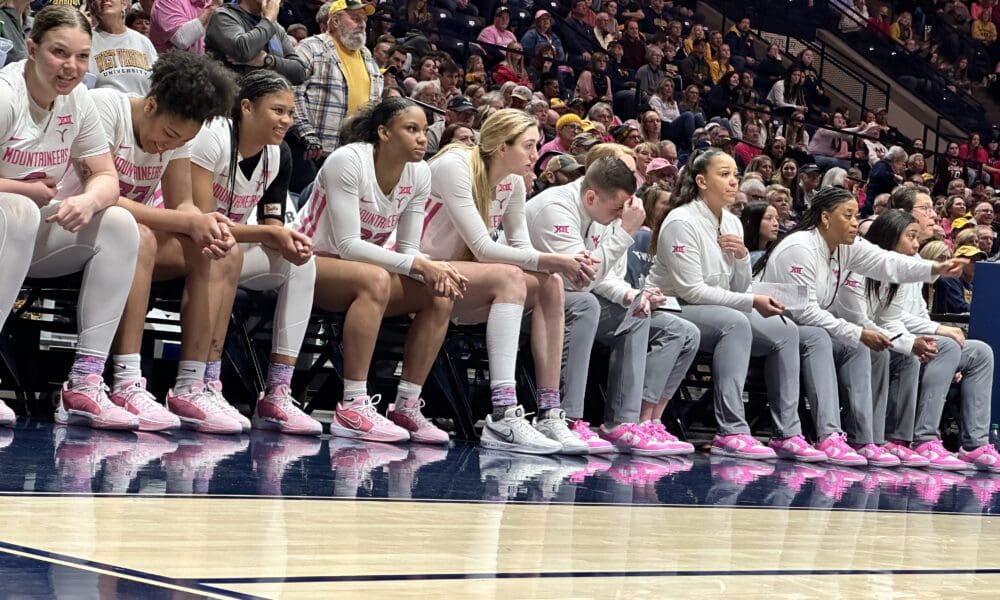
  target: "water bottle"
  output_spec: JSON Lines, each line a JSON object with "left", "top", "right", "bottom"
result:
{"left": 990, "top": 424, "right": 1000, "bottom": 450}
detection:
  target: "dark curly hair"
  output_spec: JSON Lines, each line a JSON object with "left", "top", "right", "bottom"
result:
{"left": 148, "top": 51, "right": 237, "bottom": 124}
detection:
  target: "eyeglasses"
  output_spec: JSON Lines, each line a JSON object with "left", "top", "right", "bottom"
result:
{"left": 913, "top": 204, "right": 935, "bottom": 213}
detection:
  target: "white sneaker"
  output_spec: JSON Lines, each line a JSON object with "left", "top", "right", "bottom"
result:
{"left": 532, "top": 409, "right": 589, "bottom": 455}
{"left": 481, "top": 405, "right": 561, "bottom": 455}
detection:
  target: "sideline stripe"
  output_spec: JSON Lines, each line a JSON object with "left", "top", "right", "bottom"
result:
{"left": 197, "top": 567, "right": 1000, "bottom": 585}
{"left": 0, "top": 541, "right": 267, "bottom": 600}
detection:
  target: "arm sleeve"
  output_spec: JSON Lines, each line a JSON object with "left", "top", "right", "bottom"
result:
{"left": 875, "top": 285, "right": 917, "bottom": 355}
{"left": 256, "top": 142, "right": 291, "bottom": 223}
{"left": 393, "top": 170, "right": 429, "bottom": 258}
{"left": 767, "top": 242, "right": 863, "bottom": 345}
{"left": 275, "top": 30, "right": 307, "bottom": 84}
{"left": 205, "top": 9, "right": 277, "bottom": 63}
{"left": 898, "top": 284, "right": 939, "bottom": 334}
{"left": 321, "top": 149, "right": 416, "bottom": 274}
{"left": 592, "top": 252, "right": 635, "bottom": 305}
{"left": 169, "top": 17, "right": 207, "bottom": 49}
{"left": 291, "top": 39, "right": 318, "bottom": 138}
{"left": 70, "top": 90, "right": 111, "bottom": 160}
{"left": 658, "top": 219, "right": 755, "bottom": 310}
{"left": 730, "top": 253, "right": 752, "bottom": 293}
{"left": 848, "top": 237, "right": 935, "bottom": 284}
{"left": 438, "top": 158, "right": 540, "bottom": 270}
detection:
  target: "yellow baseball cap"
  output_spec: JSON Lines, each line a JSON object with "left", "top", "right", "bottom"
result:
{"left": 330, "top": 0, "right": 375, "bottom": 16}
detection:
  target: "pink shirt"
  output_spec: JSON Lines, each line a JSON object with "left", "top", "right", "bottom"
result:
{"left": 477, "top": 25, "right": 517, "bottom": 53}
{"left": 150, "top": 0, "right": 207, "bottom": 54}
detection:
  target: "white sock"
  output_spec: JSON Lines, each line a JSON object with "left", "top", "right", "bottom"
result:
{"left": 342, "top": 379, "right": 367, "bottom": 405}
{"left": 395, "top": 380, "right": 422, "bottom": 410}
{"left": 175, "top": 360, "right": 206, "bottom": 392}
{"left": 486, "top": 303, "right": 524, "bottom": 391}
{"left": 112, "top": 354, "right": 142, "bottom": 389}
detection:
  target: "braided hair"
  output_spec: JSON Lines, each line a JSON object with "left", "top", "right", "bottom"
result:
{"left": 753, "top": 185, "right": 856, "bottom": 277}
{"left": 226, "top": 71, "right": 293, "bottom": 203}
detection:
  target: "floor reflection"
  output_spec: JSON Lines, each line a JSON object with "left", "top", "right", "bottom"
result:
{"left": 0, "top": 422, "right": 995, "bottom": 514}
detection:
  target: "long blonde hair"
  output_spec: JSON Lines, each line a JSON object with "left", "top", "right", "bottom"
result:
{"left": 435, "top": 108, "right": 538, "bottom": 227}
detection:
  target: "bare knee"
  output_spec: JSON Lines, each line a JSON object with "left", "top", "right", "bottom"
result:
{"left": 136, "top": 224, "right": 157, "bottom": 265}
{"left": 358, "top": 266, "right": 392, "bottom": 304}
{"left": 492, "top": 264, "right": 528, "bottom": 305}
{"left": 540, "top": 272, "right": 565, "bottom": 306}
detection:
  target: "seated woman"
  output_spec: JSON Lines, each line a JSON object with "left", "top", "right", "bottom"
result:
{"left": 296, "top": 97, "right": 466, "bottom": 444}
{"left": 647, "top": 148, "right": 830, "bottom": 462}
{"left": 58, "top": 51, "right": 242, "bottom": 433}
{"left": 423, "top": 109, "right": 597, "bottom": 455}
{"left": 189, "top": 71, "right": 322, "bottom": 435}
{"left": 755, "top": 186, "right": 967, "bottom": 467}
{"left": 740, "top": 201, "right": 780, "bottom": 266}
{"left": 1, "top": 6, "right": 140, "bottom": 430}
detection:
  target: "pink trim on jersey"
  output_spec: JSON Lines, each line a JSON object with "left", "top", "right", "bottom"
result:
{"left": 298, "top": 187, "right": 327, "bottom": 238}
{"left": 423, "top": 198, "right": 444, "bottom": 235}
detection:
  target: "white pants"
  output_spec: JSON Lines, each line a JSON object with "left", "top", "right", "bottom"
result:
{"left": 0, "top": 194, "right": 41, "bottom": 332}
{"left": 238, "top": 243, "right": 316, "bottom": 358}
{"left": 28, "top": 204, "right": 139, "bottom": 358}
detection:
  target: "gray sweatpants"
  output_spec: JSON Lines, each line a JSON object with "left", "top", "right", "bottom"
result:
{"left": 677, "top": 304, "right": 801, "bottom": 437}
{"left": 871, "top": 349, "right": 920, "bottom": 445}
{"left": 833, "top": 339, "right": 877, "bottom": 445}
{"left": 888, "top": 336, "right": 993, "bottom": 449}
{"left": 797, "top": 326, "right": 846, "bottom": 439}
{"left": 561, "top": 291, "right": 646, "bottom": 426}
{"left": 642, "top": 309, "right": 701, "bottom": 405}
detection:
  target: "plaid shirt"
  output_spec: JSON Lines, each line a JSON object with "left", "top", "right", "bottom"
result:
{"left": 292, "top": 33, "right": 383, "bottom": 154}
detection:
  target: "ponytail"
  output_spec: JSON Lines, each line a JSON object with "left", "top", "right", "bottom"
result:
{"left": 340, "top": 97, "right": 419, "bottom": 146}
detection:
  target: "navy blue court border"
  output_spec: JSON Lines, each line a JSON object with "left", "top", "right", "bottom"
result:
{"left": 0, "top": 540, "right": 268, "bottom": 600}
{"left": 196, "top": 567, "right": 1000, "bottom": 586}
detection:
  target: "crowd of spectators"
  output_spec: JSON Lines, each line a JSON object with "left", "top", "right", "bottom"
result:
{"left": 1, "top": 0, "right": 994, "bottom": 319}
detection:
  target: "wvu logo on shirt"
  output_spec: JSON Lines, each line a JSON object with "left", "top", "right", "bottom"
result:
{"left": 591, "top": 235, "right": 601, "bottom": 247}
{"left": 57, "top": 115, "right": 73, "bottom": 126}
{"left": 553, "top": 225, "right": 570, "bottom": 234}
{"left": 672, "top": 245, "right": 685, "bottom": 253}
{"left": 497, "top": 182, "right": 513, "bottom": 192}
{"left": 790, "top": 265, "right": 804, "bottom": 275}
{"left": 397, "top": 185, "right": 413, "bottom": 195}
{"left": 844, "top": 279, "right": 861, "bottom": 289}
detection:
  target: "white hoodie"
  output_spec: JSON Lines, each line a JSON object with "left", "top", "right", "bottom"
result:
{"left": 525, "top": 179, "right": 635, "bottom": 304}
{"left": 759, "top": 229, "right": 936, "bottom": 346}
{"left": 647, "top": 199, "right": 754, "bottom": 311}
{"left": 830, "top": 270, "right": 915, "bottom": 355}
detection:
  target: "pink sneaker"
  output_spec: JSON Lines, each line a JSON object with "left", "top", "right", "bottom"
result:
{"left": 56, "top": 375, "right": 139, "bottom": 431}
{"left": 607, "top": 456, "right": 673, "bottom": 485}
{"left": 883, "top": 440, "right": 930, "bottom": 468}
{"left": 852, "top": 443, "right": 902, "bottom": 468}
{"left": 768, "top": 435, "right": 827, "bottom": 463}
{"left": 816, "top": 433, "right": 867, "bottom": 467}
{"left": 205, "top": 381, "right": 250, "bottom": 432}
{"left": 331, "top": 395, "right": 410, "bottom": 443}
{"left": 710, "top": 433, "right": 778, "bottom": 460}
{"left": 252, "top": 385, "right": 322, "bottom": 436}
{"left": 815, "top": 466, "right": 866, "bottom": 501}
{"left": 598, "top": 422, "right": 679, "bottom": 456}
{"left": 913, "top": 439, "right": 968, "bottom": 471}
{"left": 110, "top": 378, "right": 181, "bottom": 432}
{"left": 914, "top": 471, "right": 966, "bottom": 504}
{"left": 167, "top": 382, "right": 243, "bottom": 435}
{"left": 959, "top": 444, "right": 1000, "bottom": 474}
{"left": 387, "top": 398, "right": 449, "bottom": 444}
{"left": 0, "top": 399, "right": 14, "bottom": 427}
{"left": 641, "top": 421, "right": 695, "bottom": 455}
{"left": 774, "top": 463, "right": 826, "bottom": 493}
{"left": 569, "top": 419, "right": 615, "bottom": 455}
{"left": 710, "top": 457, "right": 776, "bottom": 485}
